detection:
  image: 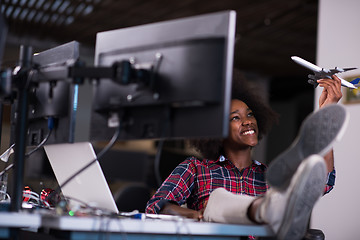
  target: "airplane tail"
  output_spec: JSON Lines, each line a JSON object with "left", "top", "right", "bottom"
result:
{"left": 350, "top": 78, "right": 360, "bottom": 88}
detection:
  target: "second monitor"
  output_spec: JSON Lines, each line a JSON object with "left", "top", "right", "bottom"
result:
{"left": 90, "top": 10, "right": 236, "bottom": 141}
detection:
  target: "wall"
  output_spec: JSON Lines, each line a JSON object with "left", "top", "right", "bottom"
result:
{"left": 312, "top": 0, "right": 360, "bottom": 239}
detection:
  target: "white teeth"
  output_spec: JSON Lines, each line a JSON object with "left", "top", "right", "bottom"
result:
{"left": 242, "top": 130, "right": 255, "bottom": 135}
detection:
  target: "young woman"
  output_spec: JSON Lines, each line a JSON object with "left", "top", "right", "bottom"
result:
{"left": 145, "top": 69, "right": 343, "bottom": 238}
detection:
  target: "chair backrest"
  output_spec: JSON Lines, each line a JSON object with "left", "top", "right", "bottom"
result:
{"left": 114, "top": 183, "right": 151, "bottom": 212}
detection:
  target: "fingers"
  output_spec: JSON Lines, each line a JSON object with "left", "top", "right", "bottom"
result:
{"left": 198, "top": 212, "right": 204, "bottom": 221}
{"left": 317, "top": 75, "right": 341, "bottom": 90}
{"left": 317, "top": 75, "right": 342, "bottom": 106}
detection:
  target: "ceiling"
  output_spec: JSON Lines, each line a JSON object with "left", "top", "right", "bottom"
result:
{"left": 1, "top": 0, "right": 319, "bottom": 88}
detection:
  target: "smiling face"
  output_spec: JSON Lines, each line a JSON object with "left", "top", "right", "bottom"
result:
{"left": 223, "top": 99, "right": 259, "bottom": 150}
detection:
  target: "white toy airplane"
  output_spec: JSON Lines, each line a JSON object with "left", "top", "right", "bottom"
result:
{"left": 291, "top": 56, "right": 360, "bottom": 89}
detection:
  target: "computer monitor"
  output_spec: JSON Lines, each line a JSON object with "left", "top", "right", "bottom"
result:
{"left": 11, "top": 41, "right": 89, "bottom": 147}
{"left": 90, "top": 10, "right": 236, "bottom": 141}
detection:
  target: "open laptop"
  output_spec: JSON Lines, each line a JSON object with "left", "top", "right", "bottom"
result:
{"left": 44, "top": 142, "right": 119, "bottom": 214}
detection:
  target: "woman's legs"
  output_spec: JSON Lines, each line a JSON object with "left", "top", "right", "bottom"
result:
{"left": 203, "top": 187, "right": 256, "bottom": 225}
{"left": 203, "top": 154, "right": 327, "bottom": 240}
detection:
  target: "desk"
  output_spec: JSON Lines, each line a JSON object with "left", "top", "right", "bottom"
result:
{"left": 0, "top": 212, "right": 42, "bottom": 239}
{"left": 41, "top": 214, "right": 275, "bottom": 240}
{"left": 0, "top": 212, "right": 275, "bottom": 239}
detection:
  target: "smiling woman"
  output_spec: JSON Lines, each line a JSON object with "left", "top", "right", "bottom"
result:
{"left": 145, "top": 69, "right": 278, "bottom": 219}
{"left": 144, "top": 68, "right": 344, "bottom": 240}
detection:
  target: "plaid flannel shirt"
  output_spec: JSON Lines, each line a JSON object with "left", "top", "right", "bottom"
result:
{"left": 146, "top": 156, "right": 268, "bottom": 213}
{"left": 146, "top": 155, "right": 335, "bottom": 214}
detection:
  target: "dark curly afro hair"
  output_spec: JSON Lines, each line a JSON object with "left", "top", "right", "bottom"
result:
{"left": 190, "top": 69, "right": 278, "bottom": 160}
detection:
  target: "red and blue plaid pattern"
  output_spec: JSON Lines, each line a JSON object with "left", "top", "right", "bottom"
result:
{"left": 146, "top": 156, "right": 268, "bottom": 214}
{"left": 146, "top": 156, "right": 336, "bottom": 214}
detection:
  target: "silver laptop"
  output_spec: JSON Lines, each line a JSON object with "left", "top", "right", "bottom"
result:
{"left": 44, "top": 142, "right": 119, "bottom": 214}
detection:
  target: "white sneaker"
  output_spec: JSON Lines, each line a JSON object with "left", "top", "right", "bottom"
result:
{"left": 257, "top": 154, "right": 327, "bottom": 240}
{"left": 266, "top": 104, "right": 348, "bottom": 191}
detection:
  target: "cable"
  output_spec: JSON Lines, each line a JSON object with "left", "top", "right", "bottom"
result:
{"left": 96, "top": 122, "right": 121, "bottom": 161}
{"left": 0, "top": 117, "right": 54, "bottom": 177}
{"left": 0, "top": 163, "right": 13, "bottom": 177}
{"left": 22, "top": 190, "right": 51, "bottom": 208}
{"left": 25, "top": 117, "right": 54, "bottom": 157}
{"left": 0, "top": 144, "right": 15, "bottom": 178}
{"left": 0, "top": 190, "right": 11, "bottom": 203}
{"left": 48, "top": 121, "right": 122, "bottom": 204}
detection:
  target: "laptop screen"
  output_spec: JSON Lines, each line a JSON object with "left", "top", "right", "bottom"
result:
{"left": 44, "top": 142, "right": 119, "bottom": 214}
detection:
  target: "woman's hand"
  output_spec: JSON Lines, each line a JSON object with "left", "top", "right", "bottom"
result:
{"left": 318, "top": 75, "right": 342, "bottom": 108}
{"left": 160, "top": 202, "right": 204, "bottom": 221}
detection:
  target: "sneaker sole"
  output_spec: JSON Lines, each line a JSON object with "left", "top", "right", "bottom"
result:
{"left": 277, "top": 155, "right": 327, "bottom": 240}
{"left": 266, "top": 104, "right": 349, "bottom": 190}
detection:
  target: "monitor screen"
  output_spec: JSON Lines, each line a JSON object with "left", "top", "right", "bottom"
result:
{"left": 90, "top": 11, "right": 236, "bottom": 141}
